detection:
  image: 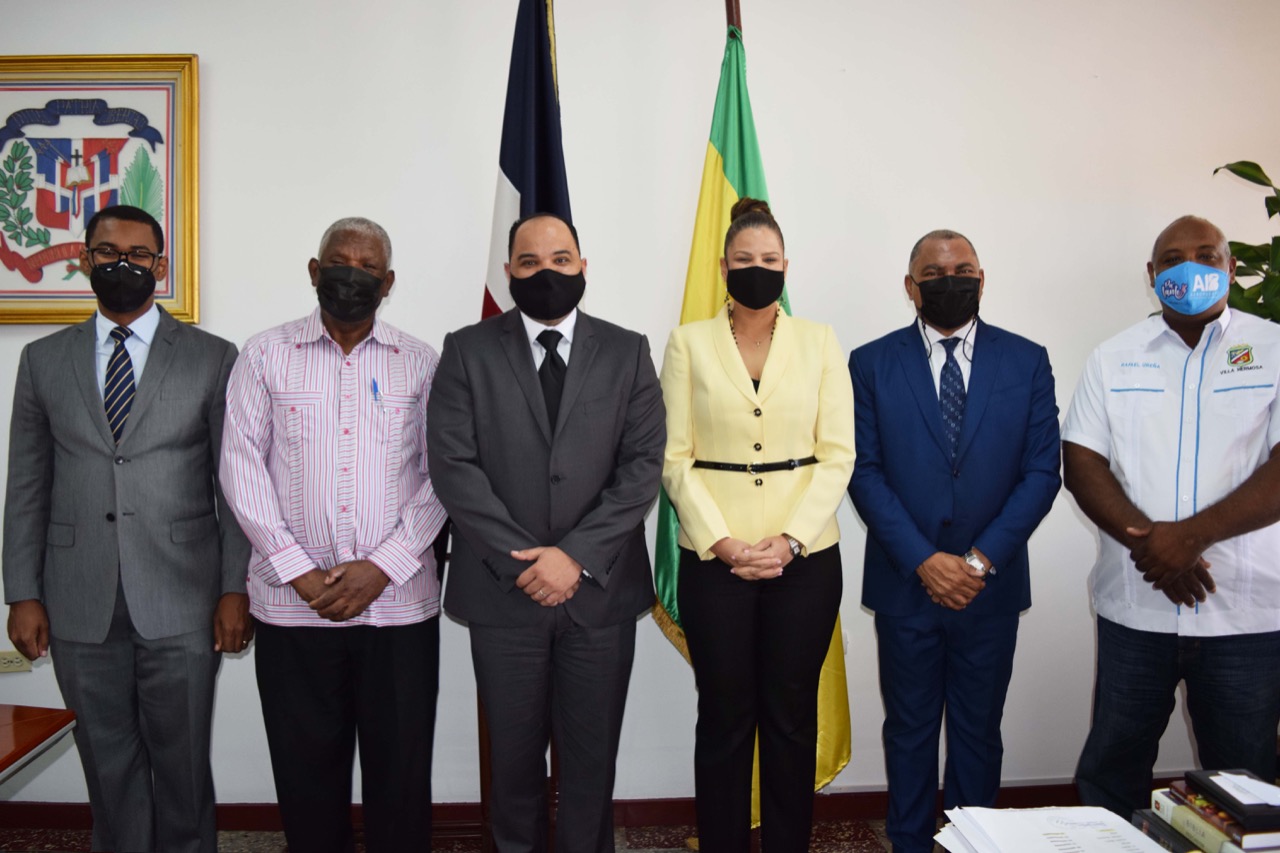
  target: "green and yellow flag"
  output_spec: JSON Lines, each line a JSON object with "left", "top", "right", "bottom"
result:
{"left": 652, "top": 25, "right": 851, "bottom": 824}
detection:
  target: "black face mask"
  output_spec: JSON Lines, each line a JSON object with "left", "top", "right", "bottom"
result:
{"left": 509, "top": 268, "right": 585, "bottom": 322}
{"left": 316, "top": 265, "right": 385, "bottom": 323}
{"left": 726, "top": 265, "right": 785, "bottom": 310}
{"left": 90, "top": 260, "right": 157, "bottom": 314}
{"left": 914, "top": 275, "right": 981, "bottom": 329}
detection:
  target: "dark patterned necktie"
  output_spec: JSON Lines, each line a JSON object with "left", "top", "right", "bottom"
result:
{"left": 939, "top": 337, "right": 966, "bottom": 461}
{"left": 537, "top": 329, "right": 566, "bottom": 427}
{"left": 104, "top": 325, "right": 136, "bottom": 444}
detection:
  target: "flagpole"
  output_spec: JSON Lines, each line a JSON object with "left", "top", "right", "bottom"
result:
{"left": 725, "top": 0, "right": 741, "bottom": 30}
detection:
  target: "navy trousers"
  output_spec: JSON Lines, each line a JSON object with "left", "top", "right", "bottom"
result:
{"left": 874, "top": 607, "right": 1019, "bottom": 853}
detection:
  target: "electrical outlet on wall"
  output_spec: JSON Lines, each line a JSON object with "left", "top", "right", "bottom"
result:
{"left": 0, "top": 650, "right": 33, "bottom": 673}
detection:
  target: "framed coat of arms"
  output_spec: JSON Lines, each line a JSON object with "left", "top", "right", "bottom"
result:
{"left": 0, "top": 55, "right": 199, "bottom": 324}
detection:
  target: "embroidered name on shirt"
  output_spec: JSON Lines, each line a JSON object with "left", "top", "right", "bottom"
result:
{"left": 1119, "top": 361, "right": 1161, "bottom": 369}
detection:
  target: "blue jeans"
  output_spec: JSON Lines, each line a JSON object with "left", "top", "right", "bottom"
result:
{"left": 1076, "top": 617, "right": 1280, "bottom": 816}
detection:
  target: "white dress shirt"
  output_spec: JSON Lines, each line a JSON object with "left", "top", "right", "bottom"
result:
{"left": 918, "top": 316, "right": 976, "bottom": 395}
{"left": 521, "top": 307, "right": 577, "bottom": 368}
{"left": 94, "top": 303, "right": 160, "bottom": 397}
{"left": 1062, "top": 309, "right": 1280, "bottom": 636}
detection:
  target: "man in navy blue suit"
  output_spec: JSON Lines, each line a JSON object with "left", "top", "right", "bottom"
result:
{"left": 849, "top": 230, "right": 1061, "bottom": 853}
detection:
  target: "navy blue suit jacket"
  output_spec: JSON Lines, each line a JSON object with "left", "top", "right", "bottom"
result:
{"left": 848, "top": 320, "right": 1061, "bottom": 618}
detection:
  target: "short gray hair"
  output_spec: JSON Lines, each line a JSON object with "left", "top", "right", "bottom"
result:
{"left": 908, "top": 229, "right": 977, "bottom": 267}
{"left": 318, "top": 217, "right": 393, "bottom": 266}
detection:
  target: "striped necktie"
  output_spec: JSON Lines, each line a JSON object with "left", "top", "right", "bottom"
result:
{"left": 939, "top": 337, "right": 966, "bottom": 461}
{"left": 104, "top": 326, "right": 135, "bottom": 444}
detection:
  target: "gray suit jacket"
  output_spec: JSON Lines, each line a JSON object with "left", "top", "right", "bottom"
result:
{"left": 3, "top": 308, "right": 250, "bottom": 642}
{"left": 427, "top": 309, "right": 665, "bottom": 628}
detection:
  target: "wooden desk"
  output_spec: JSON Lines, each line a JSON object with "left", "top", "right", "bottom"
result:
{"left": 0, "top": 704, "right": 76, "bottom": 785}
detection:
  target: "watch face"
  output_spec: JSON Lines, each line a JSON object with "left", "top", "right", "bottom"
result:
{"left": 965, "top": 553, "right": 985, "bottom": 574}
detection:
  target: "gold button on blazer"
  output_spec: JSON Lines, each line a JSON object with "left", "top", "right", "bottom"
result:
{"left": 659, "top": 306, "right": 856, "bottom": 560}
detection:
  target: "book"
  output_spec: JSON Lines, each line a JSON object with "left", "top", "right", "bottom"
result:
{"left": 1154, "top": 787, "right": 1235, "bottom": 853}
{"left": 1171, "top": 780, "right": 1280, "bottom": 850}
{"left": 1134, "top": 807, "right": 1206, "bottom": 852}
{"left": 1187, "top": 770, "right": 1280, "bottom": 833}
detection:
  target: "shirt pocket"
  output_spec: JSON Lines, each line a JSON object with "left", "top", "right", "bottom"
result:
{"left": 1209, "top": 380, "right": 1274, "bottom": 417}
{"left": 272, "top": 391, "right": 326, "bottom": 441}
{"left": 373, "top": 392, "right": 421, "bottom": 481}
{"left": 1106, "top": 377, "right": 1168, "bottom": 485}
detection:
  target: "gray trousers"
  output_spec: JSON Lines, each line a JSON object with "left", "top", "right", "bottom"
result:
{"left": 51, "top": 580, "right": 220, "bottom": 853}
{"left": 470, "top": 611, "right": 636, "bottom": 853}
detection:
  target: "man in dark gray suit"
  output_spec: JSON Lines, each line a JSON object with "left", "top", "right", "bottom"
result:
{"left": 428, "top": 213, "right": 665, "bottom": 853}
{"left": 3, "top": 205, "right": 250, "bottom": 853}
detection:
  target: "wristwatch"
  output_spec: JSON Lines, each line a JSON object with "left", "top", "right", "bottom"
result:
{"left": 784, "top": 535, "right": 802, "bottom": 558}
{"left": 964, "top": 549, "right": 993, "bottom": 576}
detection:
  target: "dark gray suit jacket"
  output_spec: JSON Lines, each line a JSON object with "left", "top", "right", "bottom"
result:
{"left": 3, "top": 308, "right": 250, "bottom": 642}
{"left": 427, "top": 309, "right": 665, "bottom": 628}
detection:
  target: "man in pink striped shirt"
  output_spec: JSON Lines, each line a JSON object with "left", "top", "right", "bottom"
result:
{"left": 220, "top": 217, "right": 446, "bottom": 853}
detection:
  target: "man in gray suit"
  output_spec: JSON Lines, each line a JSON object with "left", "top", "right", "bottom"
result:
{"left": 427, "top": 213, "right": 665, "bottom": 853}
{"left": 3, "top": 205, "right": 250, "bottom": 853}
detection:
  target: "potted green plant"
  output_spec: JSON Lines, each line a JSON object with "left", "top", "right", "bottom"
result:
{"left": 1215, "top": 161, "right": 1280, "bottom": 323}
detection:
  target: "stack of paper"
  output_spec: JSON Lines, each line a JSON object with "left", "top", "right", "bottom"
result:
{"left": 936, "top": 806, "right": 1170, "bottom": 852}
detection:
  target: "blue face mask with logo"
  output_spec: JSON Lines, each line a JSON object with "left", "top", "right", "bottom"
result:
{"left": 1154, "top": 261, "right": 1229, "bottom": 315}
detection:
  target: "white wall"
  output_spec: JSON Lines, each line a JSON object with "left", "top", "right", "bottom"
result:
{"left": 3, "top": 0, "right": 1280, "bottom": 806}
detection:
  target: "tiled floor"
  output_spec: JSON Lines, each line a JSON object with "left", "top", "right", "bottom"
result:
{"left": 0, "top": 822, "right": 898, "bottom": 852}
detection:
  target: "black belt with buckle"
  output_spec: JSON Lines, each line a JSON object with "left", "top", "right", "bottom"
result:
{"left": 692, "top": 456, "right": 818, "bottom": 475}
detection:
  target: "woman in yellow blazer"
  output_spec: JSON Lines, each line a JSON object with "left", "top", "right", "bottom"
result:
{"left": 660, "top": 198, "right": 855, "bottom": 853}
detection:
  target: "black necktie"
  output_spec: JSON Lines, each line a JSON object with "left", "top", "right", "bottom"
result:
{"left": 537, "top": 329, "right": 566, "bottom": 428}
{"left": 104, "top": 325, "right": 136, "bottom": 444}
{"left": 939, "top": 337, "right": 966, "bottom": 461}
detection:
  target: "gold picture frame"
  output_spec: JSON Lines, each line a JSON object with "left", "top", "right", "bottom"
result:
{"left": 0, "top": 54, "right": 198, "bottom": 324}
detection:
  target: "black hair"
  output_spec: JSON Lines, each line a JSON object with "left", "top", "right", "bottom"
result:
{"left": 84, "top": 205, "right": 165, "bottom": 254}
{"left": 507, "top": 212, "right": 580, "bottom": 259}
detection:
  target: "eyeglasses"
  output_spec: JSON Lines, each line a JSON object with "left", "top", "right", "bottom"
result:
{"left": 89, "top": 246, "right": 161, "bottom": 270}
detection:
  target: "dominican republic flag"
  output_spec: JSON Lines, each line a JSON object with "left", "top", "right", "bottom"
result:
{"left": 482, "top": 0, "right": 573, "bottom": 319}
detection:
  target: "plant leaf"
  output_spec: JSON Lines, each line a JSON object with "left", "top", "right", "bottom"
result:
{"left": 1268, "top": 195, "right": 1280, "bottom": 220}
{"left": 15, "top": 206, "right": 31, "bottom": 225}
{"left": 1229, "top": 281, "right": 1260, "bottom": 314}
{"left": 1261, "top": 273, "right": 1280, "bottom": 307}
{"left": 10, "top": 141, "right": 27, "bottom": 159}
{"left": 1215, "top": 160, "right": 1275, "bottom": 188}
{"left": 119, "top": 147, "right": 164, "bottom": 221}
{"left": 1230, "top": 241, "right": 1270, "bottom": 266}
{"left": 14, "top": 173, "right": 33, "bottom": 192}
{"left": 1272, "top": 236, "right": 1280, "bottom": 273}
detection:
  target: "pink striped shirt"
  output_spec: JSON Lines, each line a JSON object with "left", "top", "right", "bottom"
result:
{"left": 220, "top": 309, "right": 446, "bottom": 627}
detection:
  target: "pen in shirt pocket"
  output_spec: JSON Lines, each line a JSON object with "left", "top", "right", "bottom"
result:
{"left": 371, "top": 378, "right": 382, "bottom": 404}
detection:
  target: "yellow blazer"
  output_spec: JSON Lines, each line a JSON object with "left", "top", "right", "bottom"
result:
{"left": 660, "top": 307, "right": 855, "bottom": 560}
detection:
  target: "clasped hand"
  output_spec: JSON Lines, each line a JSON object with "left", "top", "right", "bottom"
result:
{"left": 917, "top": 551, "right": 986, "bottom": 611}
{"left": 711, "top": 535, "right": 793, "bottom": 581}
{"left": 291, "top": 560, "right": 390, "bottom": 622}
{"left": 1125, "top": 522, "right": 1216, "bottom": 607}
{"left": 514, "top": 546, "right": 583, "bottom": 607}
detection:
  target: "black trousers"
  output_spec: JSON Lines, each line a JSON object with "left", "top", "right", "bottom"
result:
{"left": 255, "top": 618, "right": 440, "bottom": 853}
{"left": 678, "top": 545, "right": 843, "bottom": 853}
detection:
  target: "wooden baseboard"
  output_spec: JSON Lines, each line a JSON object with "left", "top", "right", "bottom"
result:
{"left": 0, "top": 781, "right": 1107, "bottom": 834}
